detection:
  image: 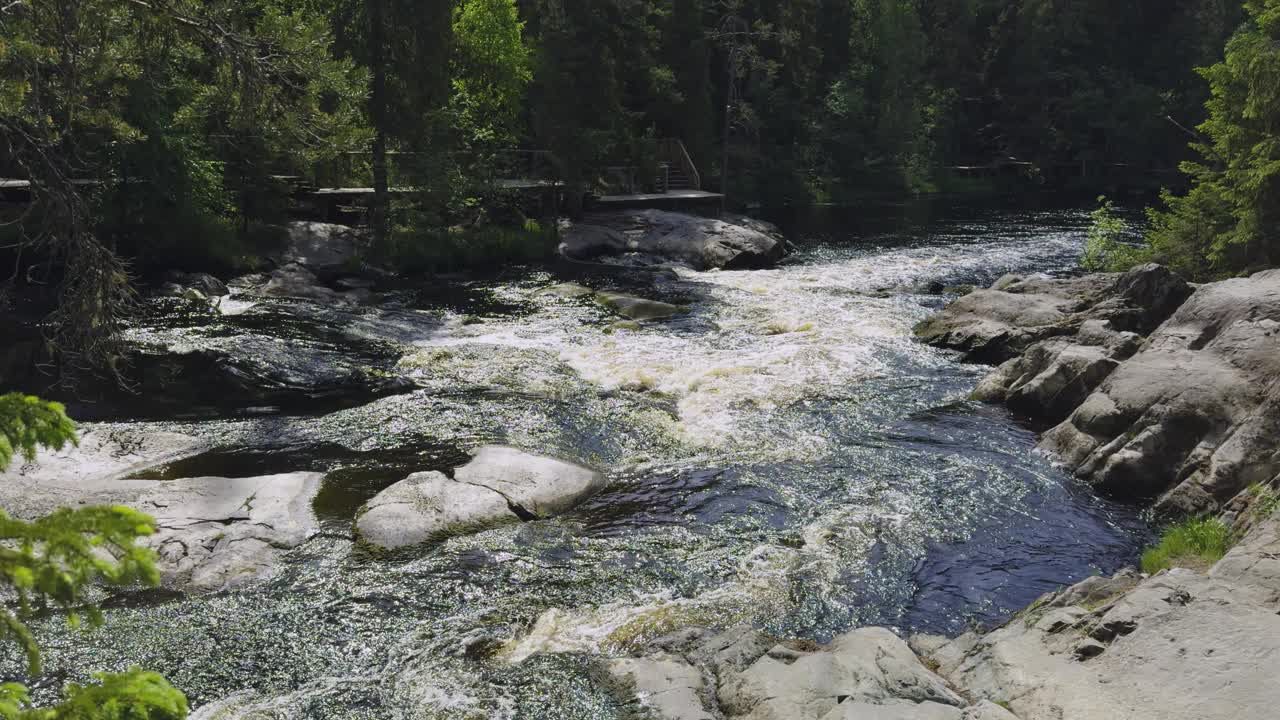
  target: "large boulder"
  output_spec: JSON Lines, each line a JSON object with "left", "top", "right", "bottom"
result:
{"left": 562, "top": 210, "right": 786, "bottom": 271}
{"left": 355, "top": 447, "right": 604, "bottom": 549}
{"left": 717, "top": 628, "right": 964, "bottom": 720}
{"left": 282, "top": 221, "right": 363, "bottom": 278}
{"left": 604, "top": 625, "right": 1011, "bottom": 720}
{"left": 1040, "top": 268, "right": 1280, "bottom": 511}
{"left": 915, "top": 265, "right": 1191, "bottom": 364}
{"left": 916, "top": 512, "right": 1280, "bottom": 720}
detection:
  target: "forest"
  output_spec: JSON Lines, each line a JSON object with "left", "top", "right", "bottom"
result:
{"left": 2, "top": 1, "right": 1280, "bottom": 717}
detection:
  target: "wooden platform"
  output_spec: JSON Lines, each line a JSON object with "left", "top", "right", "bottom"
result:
{"left": 592, "top": 189, "right": 724, "bottom": 210}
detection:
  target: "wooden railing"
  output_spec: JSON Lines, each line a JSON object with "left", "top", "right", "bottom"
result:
{"left": 657, "top": 138, "right": 701, "bottom": 190}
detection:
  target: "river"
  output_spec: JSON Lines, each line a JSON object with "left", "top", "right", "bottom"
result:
{"left": 14, "top": 199, "right": 1150, "bottom": 718}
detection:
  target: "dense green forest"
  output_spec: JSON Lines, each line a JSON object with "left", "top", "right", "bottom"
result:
{"left": 2, "top": 1, "right": 1280, "bottom": 716}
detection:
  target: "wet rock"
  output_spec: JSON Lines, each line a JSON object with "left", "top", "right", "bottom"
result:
{"left": 716, "top": 628, "right": 964, "bottom": 720}
{"left": 916, "top": 264, "right": 1191, "bottom": 365}
{"left": 257, "top": 263, "right": 370, "bottom": 306}
{"left": 538, "top": 282, "right": 596, "bottom": 299}
{"left": 143, "top": 472, "right": 323, "bottom": 592}
{"left": 162, "top": 271, "right": 230, "bottom": 297}
{"left": 596, "top": 291, "right": 686, "bottom": 321}
{"left": 355, "top": 447, "right": 604, "bottom": 549}
{"left": 282, "top": 221, "right": 363, "bottom": 278}
{"left": 0, "top": 431, "right": 320, "bottom": 592}
{"left": 561, "top": 225, "right": 629, "bottom": 260}
{"left": 563, "top": 210, "right": 786, "bottom": 270}
{"left": 918, "top": 529, "right": 1280, "bottom": 720}
{"left": 356, "top": 471, "right": 519, "bottom": 549}
{"left": 609, "top": 655, "right": 714, "bottom": 720}
{"left": 1040, "top": 268, "right": 1280, "bottom": 510}
{"left": 454, "top": 446, "right": 605, "bottom": 518}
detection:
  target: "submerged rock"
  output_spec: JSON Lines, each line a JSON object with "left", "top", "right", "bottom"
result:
{"left": 355, "top": 446, "right": 604, "bottom": 549}
{"left": 562, "top": 210, "right": 787, "bottom": 270}
{"left": 596, "top": 291, "right": 686, "bottom": 321}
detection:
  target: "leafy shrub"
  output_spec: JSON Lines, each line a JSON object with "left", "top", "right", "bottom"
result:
{"left": 1082, "top": 197, "right": 1151, "bottom": 272}
{"left": 385, "top": 218, "right": 558, "bottom": 273}
{"left": 1140, "top": 518, "right": 1233, "bottom": 574}
{"left": 0, "top": 395, "right": 189, "bottom": 718}
{"left": 1247, "top": 483, "right": 1280, "bottom": 520}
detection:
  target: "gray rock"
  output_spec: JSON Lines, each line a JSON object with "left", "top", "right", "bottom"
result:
{"left": 1210, "top": 511, "right": 1280, "bottom": 610}
{"left": 143, "top": 473, "right": 324, "bottom": 592}
{"left": 355, "top": 471, "right": 518, "bottom": 549}
{"left": 820, "top": 700, "right": 964, "bottom": 720}
{"left": 920, "top": 545, "right": 1280, "bottom": 720}
{"left": 160, "top": 271, "right": 230, "bottom": 298}
{"left": 454, "top": 446, "right": 605, "bottom": 518}
{"left": 563, "top": 210, "right": 786, "bottom": 270}
{"left": 609, "top": 655, "right": 714, "bottom": 720}
{"left": 355, "top": 447, "right": 604, "bottom": 549}
{"left": 596, "top": 291, "right": 686, "bottom": 321}
{"left": 282, "top": 221, "right": 363, "bottom": 278}
{"left": 1041, "top": 268, "right": 1280, "bottom": 509}
{"left": 0, "top": 430, "right": 321, "bottom": 593}
{"left": 916, "top": 264, "right": 1190, "bottom": 365}
{"left": 717, "top": 628, "right": 963, "bottom": 720}
{"left": 539, "top": 282, "right": 597, "bottom": 299}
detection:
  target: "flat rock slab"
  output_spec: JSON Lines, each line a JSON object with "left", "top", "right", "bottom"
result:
{"left": 920, "top": 516, "right": 1280, "bottom": 720}
{"left": 144, "top": 473, "right": 323, "bottom": 592}
{"left": 0, "top": 429, "right": 322, "bottom": 593}
{"left": 355, "top": 446, "right": 604, "bottom": 549}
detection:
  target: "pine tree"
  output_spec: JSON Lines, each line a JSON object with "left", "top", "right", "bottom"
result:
{"left": 1145, "top": 0, "right": 1280, "bottom": 279}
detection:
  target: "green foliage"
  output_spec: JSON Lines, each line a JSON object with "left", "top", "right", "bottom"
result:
{"left": 0, "top": 395, "right": 77, "bottom": 474}
{"left": 1082, "top": 197, "right": 1151, "bottom": 272}
{"left": 1246, "top": 483, "right": 1280, "bottom": 520}
{"left": 1144, "top": 0, "right": 1280, "bottom": 279}
{"left": 451, "top": 0, "right": 532, "bottom": 147}
{"left": 0, "top": 398, "right": 187, "bottom": 718}
{"left": 385, "top": 218, "right": 558, "bottom": 273}
{"left": 1140, "top": 518, "right": 1233, "bottom": 574}
{"left": 0, "top": 670, "right": 186, "bottom": 720}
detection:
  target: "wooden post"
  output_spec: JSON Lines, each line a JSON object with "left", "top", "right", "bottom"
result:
{"left": 369, "top": 0, "right": 390, "bottom": 244}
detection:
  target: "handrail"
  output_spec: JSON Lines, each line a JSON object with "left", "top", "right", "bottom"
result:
{"left": 658, "top": 138, "right": 701, "bottom": 190}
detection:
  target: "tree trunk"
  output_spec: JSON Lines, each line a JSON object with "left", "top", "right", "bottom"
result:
{"left": 369, "top": 0, "right": 389, "bottom": 248}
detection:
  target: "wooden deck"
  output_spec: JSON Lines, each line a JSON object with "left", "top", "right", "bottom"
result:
{"left": 593, "top": 189, "right": 724, "bottom": 210}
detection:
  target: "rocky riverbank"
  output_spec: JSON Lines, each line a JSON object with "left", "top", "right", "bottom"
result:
{"left": 595, "top": 263, "right": 1280, "bottom": 720}
{"left": 899, "top": 264, "right": 1280, "bottom": 720}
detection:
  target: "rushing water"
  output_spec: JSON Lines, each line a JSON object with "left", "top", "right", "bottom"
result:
{"left": 10, "top": 199, "right": 1150, "bottom": 718}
